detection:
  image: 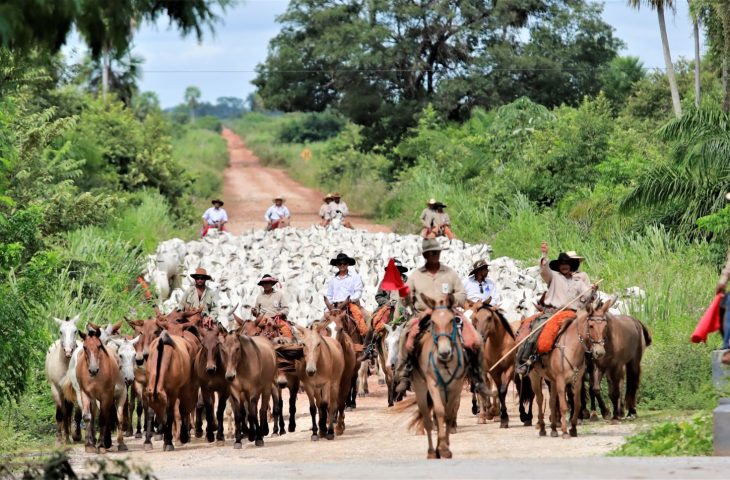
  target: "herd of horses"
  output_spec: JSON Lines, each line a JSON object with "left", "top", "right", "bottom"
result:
{"left": 44, "top": 292, "right": 651, "bottom": 459}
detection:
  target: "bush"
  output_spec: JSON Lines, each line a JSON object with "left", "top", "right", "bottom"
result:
{"left": 611, "top": 414, "right": 712, "bottom": 456}
{"left": 279, "top": 112, "right": 345, "bottom": 143}
{"left": 193, "top": 115, "right": 222, "bottom": 133}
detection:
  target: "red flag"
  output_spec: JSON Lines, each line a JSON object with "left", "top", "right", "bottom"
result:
{"left": 691, "top": 293, "right": 724, "bottom": 343}
{"left": 380, "top": 258, "right": 410, "bottom": 298}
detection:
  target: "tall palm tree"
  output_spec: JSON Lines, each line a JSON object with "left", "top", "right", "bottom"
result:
{"left": 73, "top": 48, "right": 143, "bottom": 107}
{"left": 628, "top": 0, "right": 682, "bottom": 117}
{"left": 689, "top": 0, "right": 701, "bottom": 107}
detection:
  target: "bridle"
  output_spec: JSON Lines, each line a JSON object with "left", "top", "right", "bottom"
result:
{"left": 428, "top": 306, "right": 464, "bottom": 401}
{"left": 579, "top": 314, "right": 607, "bottom": 354}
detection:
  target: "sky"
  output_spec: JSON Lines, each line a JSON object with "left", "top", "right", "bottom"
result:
{"left": 62, "top": 1, "right": 702, "bottom": 108}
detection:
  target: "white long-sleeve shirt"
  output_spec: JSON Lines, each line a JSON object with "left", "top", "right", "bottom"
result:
{"left": 326, "top": 271, "right": 363, "bottom": 303}
{"left": 203, "top": 207, "right": 228, "bottom": 224}
{"left": 463, "top": 276, "right": 500, "bottom": 304}
{"left": 265, "top": 205, "right": 290, "bottom": 222}
{"left": 327, "top": 201, "right": 349, "bottom": 218}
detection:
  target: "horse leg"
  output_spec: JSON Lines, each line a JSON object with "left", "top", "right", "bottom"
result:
{"left": 195, "top": 389, "right": 205, "bottom": 438}
{"left": 143, "top": 407, "right": 154, "bottom": 450}
{"left": 548, "top": 381, "right": 559, "bottom": 438}
{"left": 499, "top": 382, "right": 509, "bottom": 429}
{"left": 232, "top": 397, "right": 243, "bottom": 449}
{"left": 215, "top": 392, "right": 227, "bottom": 445}
{"left": 288, "top": 381, "right": 298, "bottom": 432}
{"left": 246, "top": 397, "right": 257, "bottom": 443}
{"left": 203, "top": 389, "right": 216, "bottom": 443}
{"left": 115, "top": 393, "right": 128, "bottom": 451}
{"left": 81, "top": 392, "right": 96, "bottom": 453}
{"left": 255, "top": 392, "right": 270, "bottom": 446}
{"left": 318, "top": 401, "right": 328, "bottom": 439}
{"left": 277, "top": 394, "right": 286, "bottom": 436}
{"left": 555, "top": 378, "right": 570, "bottom": 439}
{"left": 607, "top": 369, "right": 621, "bottom": 423}
{"left": 625, "top": 362, "right": 641, "bottom": 419}
{"left": 530, "top": 374, "right": 546, "bottom": 436}
{"left": 433, "top": 399, "right": 451, "bottom": 459}
{"left": 56, "top": 401, "right": 67, "bottom": 444}
{"left": 163, "top": 404, "right": 175, "bottom": 451}
{"left": 328, "top": 392, "right": 339, "bottom": 440}
{"left": 569, "top": 373, "right": 582, "bottom": 437}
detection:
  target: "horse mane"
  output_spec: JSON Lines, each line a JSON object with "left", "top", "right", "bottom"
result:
{"left": 478, "top": 305, "right": 515, "bottom": 339}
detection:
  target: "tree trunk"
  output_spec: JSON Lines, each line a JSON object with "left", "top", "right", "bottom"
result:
{"left": 693, "top": 16, "right": 701, "bottom": 107}
{"left": 722, "top": 8, "right": 730, "bottom": 113}
{"left": 657, "top": 4, "right": 682, "bottom": 117}
{"left": 101, "top": 51, "right": 110, "bottom": 101}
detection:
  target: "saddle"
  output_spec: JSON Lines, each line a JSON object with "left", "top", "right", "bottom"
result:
{"left": 536, "top": 310, "right": 577, "bottom": 354}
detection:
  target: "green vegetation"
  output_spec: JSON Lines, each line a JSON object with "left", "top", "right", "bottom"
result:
{"left": 612, "top": 414, "right": 713, "bottom": 456}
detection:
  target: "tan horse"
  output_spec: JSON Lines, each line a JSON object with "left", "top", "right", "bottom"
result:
{"left": 70, "top": 325, "right": 127, "bottom": 453}
{"left": 288, "top": 324, "right": 345, "bottom": 441}
{"left": 219, "top": 329, "right": 278, "bottom": 448}
{"left": 410, "top": 293, "right": 468, "bottom": 459}
{"left": 587, "top": 300, "right": 652, "bottom": 422}
{"left": 469, "top": 301, "right": 515, "bottom": 428}
{"left": 143, "top": 329, "right": 198, "bottom": 451}
{"left": 327, "top": 317, "right": 358, "bottom": 436}
{"left": 528, "top": 307, "right": 601, "bottom": 438}
{"left": 270, "top": 335, "right": 301, "bottom": 435}
{"left": 45, "top": 316, "right": 82, "bottom": 444}
{"left": 193, "top": 326, "right": 230, "bottom": 445}
{"left": 127, "top": 316, "right": 161, "bottom": 439}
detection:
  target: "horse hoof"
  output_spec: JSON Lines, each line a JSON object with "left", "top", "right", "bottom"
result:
{"left": 134, "top": 432, "right": 142, "bottom": 439}
{"left": 471, "top": 405, "right": 479, "bottom": 415}
{"left": 562, "top": 433, "right": 571, "bottom": 439}
{"left": 345, "top": 406, "right": 354, "bottom": 412}
{"left": 451, "top": 427, "right": 458, "bottom": 434}
{"left": 195, "top": 430, "right": 203, "bottom": 438}
{"left": 154, "top": 434, "right": 163, "bottom": 441}
{"left": 164, "top": 444, "right": 175, "bottom": 452}
{"left": 570, "top": 428, "right": 578, "bottom": 437}
{"left": 550, "top": 431, "right": 559, "bottom": 438}
{"left": 85, "top": 445, "right": 96, "bottom": 454}
{"left": 485, "top": 414, "right": 495, "bottom": 421}
{"left": 627, "top": 413, "right": 637, "bottom": 420}
{"left": 216, "top": 440, "right": 225, "bottom": 447}
{"left": 326, "top": 433, "right": 334, "bottom": 441}
{"left": 143, "top": 443, "right": 153, "bottom": 451}
{"left": 271, "top": 433, "right": 279, "bottom": 437}
{"left": 335, "top": 426, "right": 344, "bottom": 436}
{"left": 118, "top": 444, "right": 128, "bottom": 452}
{"left": 288, "top": 425, "right": 296, "bottom": 433}
{"left": 255, "top": 439, "right": 264, "bottom": 447}
{"left": 427, "top": 449, "right": 437, "bottom": 459}
{"left": 97, "top": 448, "right": 107, "bottom": 454}
{"left": 233, "top": 442, "right": 242, "bottom": 449}
{"left": 310, "top": 435, "right": 319, "bottom": 442}
{"left": 500, "top": 423, "right": 509, "bottom": 429}
{"left": 523, "top": 421, "right": 532, "bottom": 427}
{"left": 478, "top": 417, "right": 486, "bottom": 425}
{"left": 438, "top": 448, "right": 452, "bottom": 459}
{"left": 539, "top": 430, "right": 546, "bottom": 437}
{"left": 610, "top": 418, "right": 620, "bottom": 425}
{"left": 590, "top": 413, "right": 599, "bottom": 422}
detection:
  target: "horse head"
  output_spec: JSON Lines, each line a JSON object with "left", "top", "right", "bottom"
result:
{"left": 200, "top": 327, "right": 222, "bottom": 375}
{"left": 53, "top": 315, "right": 80, "bottom": 358}
{"left": 584, "top": 297, "right": 615, "bottom": 360}
{"left": 79, "top": 326, "right": 106, "bottom": 377}
{"left": 111, "top": 336, "right": 141, "bottom": 384}
{"left": 296, "top": 325, "right": 323, "bottom": 377}
{"left": 420, "top": 293, "right": 458, "bottom": 362}
{"left": 219, "top": 330, "right": 241, "bottom": 383}
{"left": 385, "top": 324, "right": 403, "bottom": 370}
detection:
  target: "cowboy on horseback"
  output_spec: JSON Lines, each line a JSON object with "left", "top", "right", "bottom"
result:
{"left": 325, "top": 253, "right": 368, "bottom": 336}
{"left": 515, "top": 242, "right": 594, "bottom": 376}
{"left": 393, "top": 238, "right": 490, "bottom": 396}
{"left": 251, "top": 274, "right": 292, "bottom": 338}
{"left": 319, "top": 193, "right": 333, "bottom": 227}
{"left": 420, "top": 200, "right": 455, "bottom": 240}
{"left": 179, "top": 267, "right": 218, "bottom": 327}
{"left": 265, "top": 196, "right": 291, "bottom": 231}
{"left": 463, "top": 259, "right": 501, "bottom": 304}
{"left": 201, "top": 199, "right": 228, "bottom": 237}
{"left": 327, "top": 192, "right": 354, "bottom": 229}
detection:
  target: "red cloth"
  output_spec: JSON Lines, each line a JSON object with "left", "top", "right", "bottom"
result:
{"left": 380, "top": 258, "right": 410, "bottom": 297}
{"left": 536, "top": 310, "right": 577, "bottom": 354}
{"left": 691, "top": 293, "right": 724, "bottom": 343}
{"left": 201, "top": 224, "right": 225, "bottom": 237}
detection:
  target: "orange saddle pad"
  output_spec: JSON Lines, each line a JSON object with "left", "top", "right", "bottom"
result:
{"left": 536, "top": 311, "right": 577, "bottom": 354}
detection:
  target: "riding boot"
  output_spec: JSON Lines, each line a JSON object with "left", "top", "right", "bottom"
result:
{"left": 394, "top": 355, "right": 414, "bottom": 394}
{"left": 466, "top": 347, "right": 490, "bottom": 396}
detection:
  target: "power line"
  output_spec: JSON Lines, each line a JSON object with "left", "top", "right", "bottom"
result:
{"left": 141, "top": 66, "right": 671, "bottom": 73}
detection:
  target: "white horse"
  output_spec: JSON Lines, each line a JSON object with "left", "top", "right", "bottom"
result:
{"left": 44, "top": 315, "right": 81, "bottom": 444}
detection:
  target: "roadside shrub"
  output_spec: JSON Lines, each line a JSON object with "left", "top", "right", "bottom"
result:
{"left": 193, "top": 115, "right": 222, "bottom": 133}
{"left": 279, "top": 112, "right": 345, "bottom": 143}
{"left": 611, "top": 414, "right": 712, "bottom": 456}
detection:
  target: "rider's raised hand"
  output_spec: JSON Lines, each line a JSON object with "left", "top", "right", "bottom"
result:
{"left": 540, "top": 241, "right": 548, "bottom": 256}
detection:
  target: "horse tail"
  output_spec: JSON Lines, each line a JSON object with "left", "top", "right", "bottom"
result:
{"left": 393, "top": 397, "right": 423, "bottom": 430}
{"left": 639, "top": 321, "right": 652, "bottom": 347}
{"left": 153, "top": 331, "right": 175, "bottom": 400}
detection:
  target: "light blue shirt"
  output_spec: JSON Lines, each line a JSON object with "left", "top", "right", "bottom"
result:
{"left": 326, "top": 271, "right": 364, "bottom": 303}
{"left": 265, "top": 205, "right": 290, "bottom": 222}
{"left": 463, "top": 276, "right": 500, "bottom": 304}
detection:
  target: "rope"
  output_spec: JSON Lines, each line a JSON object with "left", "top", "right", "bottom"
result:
{"left": 428, "top": 319, "right": 464, "bottom": 403}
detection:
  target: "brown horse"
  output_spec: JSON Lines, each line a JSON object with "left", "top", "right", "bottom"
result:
{"left": 410, "top": 293, "right": 468, "bottom": 459}
{"left": 587, "top": 300, "right": 652, "bottom": 422}
{"left": 528, "top": 306, "right": 602, "bottom": 438}
{"left": 327, "top": 317, "right": 358, "bottom": 436}
{"left": 219, "top": 329, "right": 279, "bottom": 448}
{"left": 286, "top": 324, "right": 345, "bottom": 441}
{"left": 193, "top": 326, "right": 230, "bottom": 444}
{"left": 71, "top": 325, "right": 127, "bottom": 453}
{"left": 271, "top": 335, "right": 301, "bottom": 435}
{"left": 143, "top": 329, "right": 198, "bottom": 451}
{"left": 127, "top": 316, "right": 161, "bottom": 439}
{"left": 469, "top": 301, "right": 515, "bottom": 428}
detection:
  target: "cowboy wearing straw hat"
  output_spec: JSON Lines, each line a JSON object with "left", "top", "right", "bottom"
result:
{"left": 252, "top": 274, "right": 289, "bottom": 319}
{"left": 327, "top": 192, "right": 353, "bottom": 229}
{"left": 433, "top": 201, "right": 456, "bottom": 240}
{"left": 515, "top": 242, "right": 594, "bottom": 375}
{"left": 319, "top": 193, "right": 334, "bottom": 227}
{"left": 201, "top": 199, "right": 228, "bottom": 237}
{"left": 393, "top": 238, "right": 490, "bottom": 396}
{"left": 179, "top": 268, "right": 218, "bottom": 318}
{"left": 420, "top": 198, "right": 439, "bottom": 238}
{"left": 463, "top": 259, "right": 501, "bottom": 304}
{"left": 265, "top": 195, "right": 291, "bottom": 231}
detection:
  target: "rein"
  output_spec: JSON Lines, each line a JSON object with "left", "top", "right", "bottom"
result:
{"left": 580, "top": 315, "right": 607, "bottom": 353}
{"left": 428, "top": 315, "right": 464, "bottom": 402}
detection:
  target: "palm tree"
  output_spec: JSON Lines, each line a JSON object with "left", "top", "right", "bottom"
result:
{"left": 627, "top": 0, "right": 682, "bottom": 118}
{"left": 73, "top": 48, "right": 143, "bottom": 107}
{"left": 184, "top": 86, "right": 202, "bottom": 121}
{"left": 623, "top": 107, "right": 730, "bottom": 230}
{"left": 688, "top": 0, "right": 701, "bottom": 107}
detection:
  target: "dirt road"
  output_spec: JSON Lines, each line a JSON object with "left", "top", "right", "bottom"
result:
{"left": 220, "top": 128, "right": 389, "bottom": 234}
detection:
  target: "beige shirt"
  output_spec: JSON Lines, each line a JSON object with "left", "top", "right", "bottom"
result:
{"left": 179, "top": 286, "right": 217, "bottom": 315}
{"left": 420, "top": 208, "right": 437, "bottom": 228}
{"left": 254, "top": 291, "right": 289, "bottom": 317}
{"left": 327, "top": 200, "right": 349, "bottom": 218}
{"left": 403, "top": 264, "right": 466, "bottom": 313}
{"left": 719, "top": 249, "right": 730, "bottom": 288}
{"left": 319, "top": 203, "right": 330, "bottom": 219}
{"left": 435, "top": 211, "right": 451, "bottom": 226}
{"left": 540, "top": 256, "right": 591, "bottom": 310}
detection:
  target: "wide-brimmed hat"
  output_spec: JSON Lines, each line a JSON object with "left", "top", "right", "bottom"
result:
{"left": 257, "top": 274, "right": 278, "bottom": 286}
{"left": 389, "top": 259, "right": 409, "bottom": 274}
{"left": 190, "top": 267, "right": 213, "bottom": 280}
{"left": 324, "top": 193, "right": 333, "bottom": 201}
{"left": 421, "top": 238, "right": 447, "bottom": 254}
{"left": 469, "top": 259, "right": 489, "bottom": 276}
{"left": 564, "top": 251, "right": 585, "bottom": 263}
{"left": 273, "top": 196, "right": 285, "bottom": 202}
{"left": 427, "top": 198, "right": 437, "bottom": 206}
{"left": 434, "top": 202, "right": 447, "bottom": 208}
{"left": 329, "top": 252, "right": 356, "bottom": 266}
{"left": 548, "top": 253, "right": 580, "bottom": 273}
{"left": 332, "top": 192, "right": 341, "bottom": 198}
{"left": 211, "top": 199, "right": 224, "bottom": 206}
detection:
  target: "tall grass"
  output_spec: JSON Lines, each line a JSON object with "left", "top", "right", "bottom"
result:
{"left": 171, "top": 126, "right": 228, "bottom": 212}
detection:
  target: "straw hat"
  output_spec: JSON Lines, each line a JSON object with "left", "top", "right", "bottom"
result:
{"left": 421, "top": 238, "right": 447, "bottom": 254}
{"left": 257, "top": 274, "right": 278, "bottom": 286}
{"left": 469, "top": 259, "right": 489, "bottom": 276}
{"left": 211, "top": 199, "right": 224, "bottom": 206}
{"left": 190, "top": 267, "right": 212, "bottom": 281}
{"left": 564, "top": 251, "right": 585, "bottom": 263}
